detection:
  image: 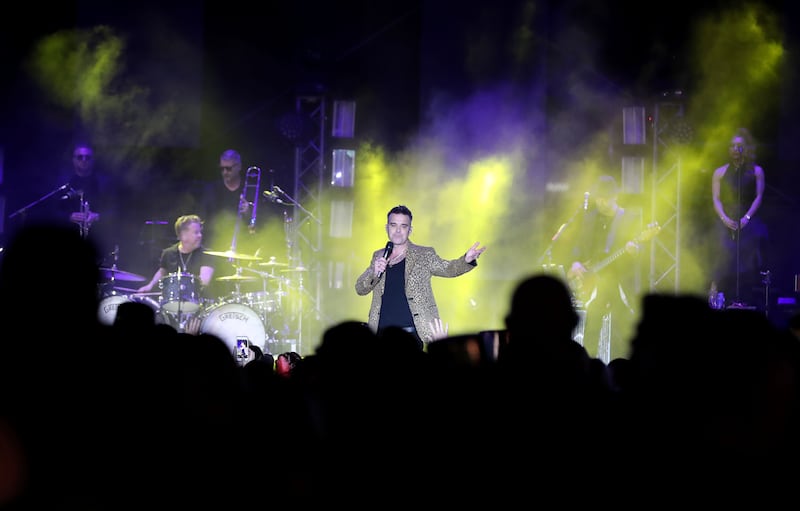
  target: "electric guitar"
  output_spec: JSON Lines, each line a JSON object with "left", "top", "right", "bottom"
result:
{"left": 568, "top": 222, "right": 661, "bottom": 302}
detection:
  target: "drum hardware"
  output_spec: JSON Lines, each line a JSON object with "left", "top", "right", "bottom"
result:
{"left": 233, "top": 265, "right": 286, "bottom": 322}
{"left": 239, "top": 266, "right": 281, "bottom": 279}
{"left": 203, "top": 249, "right": 263, "bottom": 261}
{"left": 258, "top": 257, "right": 289, "bottom": 268}
{"left": 280, "top": 266, "right": 309, "bottom": 273}
{"left": 241, "top": 291, "right": 276, "bottom": 312}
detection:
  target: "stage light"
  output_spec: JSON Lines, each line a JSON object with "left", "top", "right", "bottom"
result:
{"left": 332, "top": 100, "right": 356, "bottom": 138}
{"left": 331, "top": 149, "right": 355, "bottom": 188}
{"left": 623, "top": 106, "right": 646, "bottom": 145}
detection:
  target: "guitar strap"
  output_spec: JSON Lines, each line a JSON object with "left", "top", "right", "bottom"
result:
{"left": 604, "top": 207, "right": 625, "bottom": 254}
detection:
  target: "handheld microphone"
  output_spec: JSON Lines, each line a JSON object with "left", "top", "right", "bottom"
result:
{"left": 583, "top": 192, "right": 590, "bottom": 211}
{"left": 377, "top": 241, "right": 394, "bottom": 278}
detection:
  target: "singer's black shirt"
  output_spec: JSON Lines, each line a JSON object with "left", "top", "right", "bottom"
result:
{"left": 377, "top": 259, "right": 415, "bottom": 331}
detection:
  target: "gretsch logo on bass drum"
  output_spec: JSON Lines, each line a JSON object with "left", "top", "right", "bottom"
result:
{"left": 219, "top": 312, "right": 250, "bottom": 323}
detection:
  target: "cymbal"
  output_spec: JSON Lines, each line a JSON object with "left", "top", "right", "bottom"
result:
{"left": 203, "top": 250, "right": 263, "bottom": 261}
{"left": 258, "top": 259, "right": 289, "bottom": 267}
{"left": 281, "top": 266, "right": 309, "bottom": 273}
{"left": 99, "top": 267, "right": 146, "bottom": 282}
{"left": 216, "top": 274, "right": 257, "bottom": 282}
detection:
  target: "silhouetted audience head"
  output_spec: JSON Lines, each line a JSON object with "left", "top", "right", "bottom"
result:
{"left": 114, "top": 300, "right": 157, "bottom": 331}
{"left": 276, "top": 351, "right": 303, "bottom": 377}
{"left": 504, "top": 273, "right": 579, "bottom": 344}
{"left": 0, "top": 222, "right": 101, "bottom": 328}
{"left": 315, "top": 321, "right": 377, "bottom": 361}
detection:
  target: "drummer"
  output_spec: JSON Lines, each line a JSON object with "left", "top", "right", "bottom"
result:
{"left": 136, "top": 214, "right": 215, "bottom": 300}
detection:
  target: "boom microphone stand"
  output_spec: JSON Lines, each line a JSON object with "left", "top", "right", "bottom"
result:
{"left": 265, "top": 185, "right": 322, "bottom": 355}
{"left": 537, "top": 192, "right": 589, "bottom": 272}
{"left": 538, "top": 194, "right": 589, "bottom": 346}
{"left": 8, "top": 184, "right": 73, "bottom": 222}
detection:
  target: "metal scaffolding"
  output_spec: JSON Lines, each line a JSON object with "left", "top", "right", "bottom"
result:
{"left": 284, "top": 95, "right": 326, "bottom": 355}
{"left": 649, "top": 99, "right": 685, "bottom": 294}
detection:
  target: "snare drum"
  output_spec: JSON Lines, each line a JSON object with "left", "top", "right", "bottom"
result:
{"left": 98, "top": 294, "right": 161, "bottom": 326}
{"left": 199, "top": 302, "right": 266, "bottom": 355}
{"left": 159, "top": 272, "right": 200, "bottom": 313}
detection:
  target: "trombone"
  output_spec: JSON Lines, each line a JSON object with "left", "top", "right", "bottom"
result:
{"left": 244, "top": 166, "right": 261, "bottom": 234}
{"left": 231, "top": 166, "right": 262, "bottom": 251}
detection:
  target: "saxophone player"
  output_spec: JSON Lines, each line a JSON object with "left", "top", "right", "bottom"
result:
{"left": 37, "top": 140, "right": 121, "bottom": 263}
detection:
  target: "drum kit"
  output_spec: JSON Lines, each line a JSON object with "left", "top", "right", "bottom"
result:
{"left": 96, "top": 250, "right": 307, "bottom": 358}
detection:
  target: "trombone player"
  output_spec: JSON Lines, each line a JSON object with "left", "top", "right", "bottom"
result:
{"left": 198, "top": 149, "right": 264, "bottom": 296}
{"left": 198, "top": 149, "right": 263, "bottom": 253}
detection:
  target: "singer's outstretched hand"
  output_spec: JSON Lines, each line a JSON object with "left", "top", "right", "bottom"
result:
{"left": 465, "top": 242, "right": 486, "bottom": 263}
{"left": 430, "top": 318, "right": 449, "bottom": 340}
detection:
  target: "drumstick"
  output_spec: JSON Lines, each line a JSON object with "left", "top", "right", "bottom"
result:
{"left": 113, "top": 286, "right": 140, "bottom": 293}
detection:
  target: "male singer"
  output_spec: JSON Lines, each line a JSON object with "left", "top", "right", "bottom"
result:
{"left": 355, "top": 204, "right": 486, "bottom": 347}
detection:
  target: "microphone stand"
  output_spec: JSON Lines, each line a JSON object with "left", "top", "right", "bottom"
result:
{"left": 8, "top": 184, "right": 71, "bottom": 221}
{"left": 734, "top": 162, "right": 743, "bottom": 305}
{"left": 536, "top": 205, "right": 583, "bottom": 267}
{"left": 273, "top": 187, "right": 321, "bottom": 356}
{"left": 273, "top": 187, "right": 321, "bottom": 225}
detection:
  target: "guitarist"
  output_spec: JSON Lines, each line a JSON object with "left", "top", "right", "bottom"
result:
{"left": 566, "top": 175, "right": 642, "bottom": 362}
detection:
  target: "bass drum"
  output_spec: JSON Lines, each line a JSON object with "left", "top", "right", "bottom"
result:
{"left": 199, "top": 302, "right": 266, "bottom": 355}
{"left": 97, "top": 294, "right": 162, "bottom": 326}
